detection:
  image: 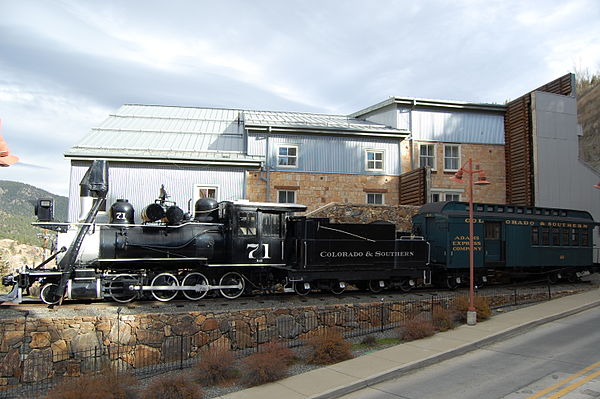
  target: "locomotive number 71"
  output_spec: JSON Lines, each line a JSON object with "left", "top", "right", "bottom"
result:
{"left": 247, "top": 243, "right": 271, "bottom": 260}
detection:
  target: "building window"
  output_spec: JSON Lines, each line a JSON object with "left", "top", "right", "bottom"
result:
{"left": 278, "top": 190, "right": 296, "bottom": 204}
{"left": 419, "top": 144, "right": 435, "bottom": 169}
{"left": 193, "top": 185, "right": 218, "bottom": 217}
{"left": 366, "top": 193, "right": 384, "bottom": 204}
{"left": 430, "top": 190, "right": 462, "bottom": 202}
{"left": 365, "top": 150, "right": 384, "bottom": 171}
{"left": 277, "top": 146, "right": 298, "bottom": 168}
{"left": 444, "top": 145, "right": 460, "bottom": 171}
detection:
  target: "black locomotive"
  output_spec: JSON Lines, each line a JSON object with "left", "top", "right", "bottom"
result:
{"left": 1, "top": 161, "right": 430, "bottom": 304}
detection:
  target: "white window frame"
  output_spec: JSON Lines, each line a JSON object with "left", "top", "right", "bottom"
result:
{"left": 366, "top": 192, "right": 384, "bottom": 205}
{"left": 419, "top": 143, "right": 436, "bottom": 170}
{"left": 277, "top": 145, "right": 298, "bottom": 168}
{"left": 443, "top": 144, "right": 461, "bottom": 172}
{"left": 430, "top": 188, "right": 463, "bottom": 203}
{"left": 277, "top": 190, "right": 296, "bottom": 204}
{"left": 365, "top": 149, "right": 385, "bottom": 172}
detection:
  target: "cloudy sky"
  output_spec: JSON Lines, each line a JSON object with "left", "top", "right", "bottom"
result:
{"left": 1, "top": 0, "right": 599, "bottom": 196}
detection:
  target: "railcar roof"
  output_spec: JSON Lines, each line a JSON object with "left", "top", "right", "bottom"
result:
{"left": 416, "top": 201, "right": 594, "bottom": 222}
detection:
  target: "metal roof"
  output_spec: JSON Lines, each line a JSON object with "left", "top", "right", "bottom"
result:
{"left": 350, "top": 97, "right": 507, "bottom": 118}
{"left": 65, "top": 104, "right": 407, "bottom": 163}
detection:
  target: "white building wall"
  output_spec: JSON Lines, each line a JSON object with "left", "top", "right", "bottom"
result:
{"left": 68, "top": 161, "right": 246, "bottom": 223}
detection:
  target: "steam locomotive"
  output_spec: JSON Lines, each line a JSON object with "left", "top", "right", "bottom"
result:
{"left": 0, "top": 161, "right": 429, "bottom": 305}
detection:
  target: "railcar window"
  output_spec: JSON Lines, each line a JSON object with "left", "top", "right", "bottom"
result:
{"left": 560, "top": 211, "right": 567, "bottom": 217}
{"left": 517, "top": 207, "right": 524, "bottom": 214}
{"left": 526, "top": 208, "right": 533, "bottom": 214}
{"left": 561, "top": 228, "right": 570, "bottom": 246}
{"left": 552, "top": 210, "right": 559, "bottom": 216}
{"left": 551, "top": 228, "right": 560, "bottom": 246}
{"left": 507, "top": 206, "right": 514, "bottom": 213}
{"left": 544, "top": 210, "right": 550, "bottom": 216}
{"left": 541, "top": 227, "right": 550, "bottom": 246}
{"left": 532, "top": 226, "right": 539, "bottom": 245}
{"left": 535, "top": 209, "right": 542, "bottom": 215}
{"left": 497, "top": 206, "right": 504, "bottom": 213}
{"left": 238, "top": 212, "right": 257, "bottom": 236}
{"left": 476, "top": 205, "right": 484, "bottom": 212}
{"left": 262, "top": 213, "right": 282, "bottom": 237}
{"left": 582, "top": 229, "right": 590, "bottom": 246}
{"left": 486, "top": 205, "right": 494, "bottom": 212}
{"left": 485, "top": 223, "right": 501, "bottom": 239}
{"left": 571, "top": 228, "right": 579, "bottom": 246}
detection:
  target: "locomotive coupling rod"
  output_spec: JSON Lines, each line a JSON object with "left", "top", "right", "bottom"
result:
{"left": 130, "top": 284, "right": 242, "bottom": 292}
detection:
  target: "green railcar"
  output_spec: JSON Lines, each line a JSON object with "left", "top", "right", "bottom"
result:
{"left": 412, "top": 201, "right": 597, "bottom": 287}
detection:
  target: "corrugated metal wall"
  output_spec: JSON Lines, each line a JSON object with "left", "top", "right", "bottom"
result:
{"left": 504, "top": 73, "right": 574, "bottom": 205}
{"left": 401, "top": 108, "right": 505, "bottom": 144}
{"left": 247, "top": 133, "right": 401, "bottom": 176}
{"left": 68, "top": 161, "right": 246, "bottom": 222}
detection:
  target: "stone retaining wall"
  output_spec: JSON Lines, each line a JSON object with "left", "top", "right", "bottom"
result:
{"left": 0, "top": 286, "right": 588, "bottom": 390}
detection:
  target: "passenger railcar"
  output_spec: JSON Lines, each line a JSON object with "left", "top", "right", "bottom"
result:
{"left": 412, "top": 201, "right": 597, "bottom": 288}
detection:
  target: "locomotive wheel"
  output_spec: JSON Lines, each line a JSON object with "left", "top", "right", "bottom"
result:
{"left": 181, "top": 272, "right": 209, "bottom": 301}
{"left": 294, "top": 282, "right": 310, "bottom": 296}
{"left": 108, "top": 274, "right": 138, "bottom": 303}
{"left": 547, "top": 273, "right": 559, "bottom": 284}
{"left": 368, "top": 280, "right": 384, "bottom": 293}
{"left": 151, "top": 273, "right": 179, "bottom": 302}
{"left": 40, "top": 283, "right": 60, "bottom": 305}
{"left": 330, "top": 282, "right": 346, "bottom": 295}
{"left": 219, "top": 272, "right": 245, "bottom": 299}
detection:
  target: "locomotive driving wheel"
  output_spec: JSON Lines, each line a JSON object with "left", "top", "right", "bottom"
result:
{"left": 108, "top": 274, "right": 138, "bottom": 303}
{"left": 219, "top": 272, "right": 245, "bottom": 299}
{"left": 151, "top": 273, "right": 179, "bottom": 302}
{"left": 40, "top": 283, "right": 61, "bottom": 305}
{"left": 181, "top": 272, "right": 210, "bottom": 301}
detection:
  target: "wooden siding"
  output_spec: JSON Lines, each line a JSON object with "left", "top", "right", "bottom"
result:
{"left": 399, "top": 166, "right": 430, "bottom": 205}
{"left": 504, "top": 74, "right": 575, "bottom": 206}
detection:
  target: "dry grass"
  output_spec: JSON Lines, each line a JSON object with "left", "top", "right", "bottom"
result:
{"left": 305, "top": 329, "right": 353, "bottom": 365}
{"left": 451, "top": 296, "right": 492, "bottom": 322}
{"left": 194, "top": 348, "right": 238, "bottom": 386}
{"left": 44, "top": 371, "right": 138, "bottom": 399}
{"left": 398, "top": 317, "right": 435, "bottom": 341}
{"left": 432, "top": 306, "right": 457, "bottom": 332}
{"left": 241, "top": 341, "right": 294, "bottom": 386}
{"left": 140, "top": 375, "right": 203, "bottom": 399}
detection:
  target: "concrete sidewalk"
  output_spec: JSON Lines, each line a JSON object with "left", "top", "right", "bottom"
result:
{"left": 218, "top": 289, "right": 600, "bottom": 399}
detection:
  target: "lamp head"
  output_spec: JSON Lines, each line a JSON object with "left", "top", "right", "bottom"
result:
{"left": 449, "top": 168, "right": 465, "bottom": 183}
{"left": 475, "top": 171, "right": 491, "bottom": 185}
{"left": 595, "top": 182, "right": 600, "bottom": 189}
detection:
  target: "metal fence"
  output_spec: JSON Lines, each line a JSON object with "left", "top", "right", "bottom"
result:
{"left": 0, "top": 284, "right": 584, "bottom": 398}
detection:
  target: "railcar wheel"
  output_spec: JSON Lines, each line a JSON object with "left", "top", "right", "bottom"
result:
{"left": 108, "top": 274, "right": 138, "bottom": 303}
{"left": 181, "top": 273, "right": 209, "bottom": 301}
{"left": 546, "top": 273, "right": 558, "bottom": 285}
{"left": 219, "top": 272, "right": 245, "bottom": 299}
{"left": 40, "top": 283, "right": 60, "bottom": 305}
{"left": 566, "top": 273, "right": 579, "bottom": 283}
{"left": 331, "top": 281, "right": 346, "bottom": 295}
{"left": 398, "top": 279, "right": 413, "bottom": 293}
{"left": 151, "top": 273, "right": 179, "bottom": 302}
{"left": 368, "top": 280, "right": 384, "bottom": 293}
{"left": 294, "top": 282, "right": 310, "bottom": 296}
{"left": 446, "top": 276, "right": 460, "bottom": 290}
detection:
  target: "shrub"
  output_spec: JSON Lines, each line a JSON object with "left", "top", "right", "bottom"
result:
{"left": 305, "top": 329, "right": 353, "bottom": 365}
{"left": 194, "top": 348, "right": 238, "bottom": 386}
{"left": 44, "top": 371, "right": 138, "bottom": 399}
{"left": 399, "top": 317, "right": 435, "bottom": 341}
{"left": 451, "top": 296, "right": 492, "bottom": 322}
{"left": 241, "top": 341, "right": 294, "bottom": 386}
{"left": 432, "top": 306, "right": 457, "bottom": 332}
{"left": 140, "top": 375, "right": 203, "bottom": 399}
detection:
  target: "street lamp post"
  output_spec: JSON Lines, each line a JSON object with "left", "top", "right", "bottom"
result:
{"left": 450, "top": 158, "right": 490, "bottom": 325}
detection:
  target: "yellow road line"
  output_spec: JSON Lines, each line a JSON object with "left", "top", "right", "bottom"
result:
{"left": 547, "top": 368, "right": 600, "bottom": 398}
{"left": 526, "top": 361, "right": 600, "bottom": 399}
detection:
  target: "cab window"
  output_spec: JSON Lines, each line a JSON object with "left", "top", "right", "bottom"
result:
{"left": 238, "top": 211, "right": 257, "bottom": 236}
{"left": 262, "top": 213, "right": 282, "bottom": 237}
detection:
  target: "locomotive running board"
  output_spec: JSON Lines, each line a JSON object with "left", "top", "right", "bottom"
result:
{"left": 130, "top": 283, "right": 242, "bottom": 292}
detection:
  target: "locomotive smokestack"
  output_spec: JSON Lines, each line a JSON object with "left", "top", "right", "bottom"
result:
{"left": 78, "top": 160, "right": 109, "bottom": 221}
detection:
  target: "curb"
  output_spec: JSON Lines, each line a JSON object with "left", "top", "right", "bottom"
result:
{"left": 311, "top": 299, "right": 600, "bottom": 399}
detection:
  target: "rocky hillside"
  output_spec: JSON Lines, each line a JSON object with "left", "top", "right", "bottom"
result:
{"left": 0, "top": 181, "right": 67, "bottom": 246}
{"left": 578, "top": 76, "right": 600, "bottom": 170}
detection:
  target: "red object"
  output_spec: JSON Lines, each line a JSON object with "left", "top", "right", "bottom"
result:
{"left": 0, "top": 120, "right": 19, "bottom": 167}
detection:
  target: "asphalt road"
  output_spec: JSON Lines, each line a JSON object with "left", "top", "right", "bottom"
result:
{"left": 339, "top": 306, "right": 600, "bottom": 399}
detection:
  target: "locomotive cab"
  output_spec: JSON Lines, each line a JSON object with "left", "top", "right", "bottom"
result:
{"left": 221, "top": 200, "right": 307, "bottom": 265}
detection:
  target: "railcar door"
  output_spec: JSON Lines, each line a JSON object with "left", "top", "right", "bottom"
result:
{"left": 484, "top": 221, "right": 505, "bottom": 266}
